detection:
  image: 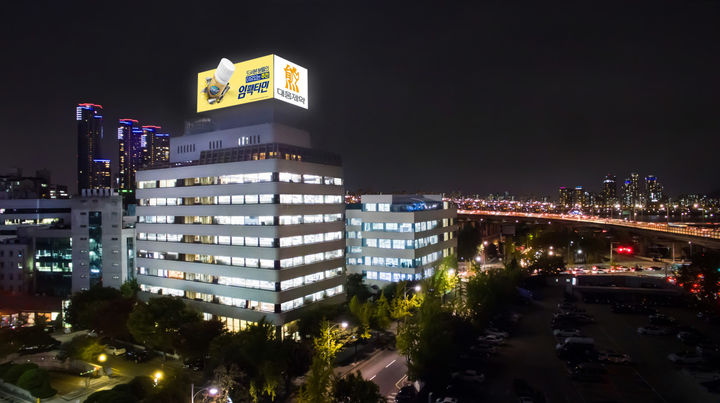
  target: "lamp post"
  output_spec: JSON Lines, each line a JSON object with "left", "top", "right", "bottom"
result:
{"left": 153, "top": 370, "right": 163, "bottom": 387}
{"left": 610, "top": 242, "right": 619, "bottom": 267}
{"left": 191, "top": 384, "right": 219, "bottom": 403}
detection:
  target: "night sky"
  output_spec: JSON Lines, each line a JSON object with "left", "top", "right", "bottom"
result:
{"left": 1, "top": 2, "right": 718, "bottom": 197}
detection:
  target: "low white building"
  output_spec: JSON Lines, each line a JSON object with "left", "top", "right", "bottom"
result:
{"left": 345, "top": 194, "right": 457, "bottom": 284}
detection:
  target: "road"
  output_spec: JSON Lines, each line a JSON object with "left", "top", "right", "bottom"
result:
{"left": 343, "top": 348, "right": 408, "bottom": 399}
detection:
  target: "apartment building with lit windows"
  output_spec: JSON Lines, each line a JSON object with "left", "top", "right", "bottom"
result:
{"left": 345, "top": 195, "right": 457, "bottom": 285}
{"left": 134, "top": 123, "right": 345, "bottom": 335}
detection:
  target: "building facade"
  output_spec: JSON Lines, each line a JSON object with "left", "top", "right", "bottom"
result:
{"left": 345, "top": 195, "right": 457, "bottom": 285}
{"left": 134, "top": 123, "right": 345, "bottom": 334}
{"left": 71, "top": 191, "right": 127, "bottom": 292}
{"left": 0, "top": 240, "right": 30, "bottom": 294}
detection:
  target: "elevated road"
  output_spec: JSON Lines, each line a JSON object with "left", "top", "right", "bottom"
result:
{"left": 459, "top": 210, "right": 720, "bottom": 249}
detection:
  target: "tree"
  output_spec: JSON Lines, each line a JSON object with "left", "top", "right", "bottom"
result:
{"left": 208, "top": 320, "right": 303, "bottom": 402}
{"left": 16, "top": 368, "right": 56, "bottom": 398}
{"left": 65, "top": 285, "right": 123, "bottom": 330}
{"left": 457, "top": 223, "right": 482, "bottom": 260}
{"left": 175, "top": 319, "right": 225, "bottom": 359}
{"left": 120, "top": 279, "right": 140, "bottom": 298}
{"left": 127, "top": 296, "right": 200, "bottom": 353}
{"left": 373, "top": 293, "right": 391, "bottom": 330}
{"left": 346, "top": 273, "right": 372, "bottom": 302}
{"left": 396, "top": 296, "right": 456, "bottom": 387}
{"left": 212, "top": 364, "right": 247, "bottom": 403}
{"left": 62, "top": 335, "right": 106, "bottom": 362}
{"left": 331, "top": 372, "right": 384, "bottom": 403}
{"left": 678, "top": 250, "right": 720, "bottom": 305}
{"left": 298, "top": 320, "right": 346, "bottom": 403}
{"left": 349, "top": 296, "right": 373, "bottom": 340}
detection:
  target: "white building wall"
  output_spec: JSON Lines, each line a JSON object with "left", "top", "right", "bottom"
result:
{"left": 345, "top": 195, "right": 458, "bottom": 284}
{"left": 71, "top": 195, "right": 124, "bottom": 292}
{"left": 134, "top": 157, "right": 345, "bottom": 330}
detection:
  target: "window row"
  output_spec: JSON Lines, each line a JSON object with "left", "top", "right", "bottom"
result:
{"left": 364, "top": 234, "right": 439, "bottom": 250}
{"left": 138, "top": 172, "right": 343, "bottom": 189}
{"left": 365, "top": 268, "right": 435, "bottom": 282}
{"left": 279, "top": 231, "right": 343, "bottom": 247}
{"left": 280, "top": 267, "right": 343, "bottom": 290}
{"left": 137, "top": 249, "right": 344, "bottom": 270}
{"left": 138, "top": 213, "right": 343, "bottom": 226}
{"left": 359, "top": 220, "right": 439, "bottom": 233}
{"left": 279, "top": 249, "right": 344, "bottom": 268}
{"left": 137, "top": 231, "right": 342, "bottom": 248}
{"left": 138, "top": 194, "right": 343, "bottom": 206}
{"left": 138, "top": 283, "right": 344, "bottom": 313}
{"left": 346, "top": 251, "right": 442, "bottom": 268}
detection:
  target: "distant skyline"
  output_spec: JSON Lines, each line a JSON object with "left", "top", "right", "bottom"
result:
{"left": 1, "top": 2, "right": 719, "bottom": 196}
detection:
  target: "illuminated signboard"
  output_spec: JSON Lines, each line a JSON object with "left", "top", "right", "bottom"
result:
{"left": 197, "top": 54, "right": 308, "bottom": 112}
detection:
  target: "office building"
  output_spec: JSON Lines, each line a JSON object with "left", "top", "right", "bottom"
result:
{"left": 76, "top": 103, "right": 107, "bottom": 191}
{"left": 71, "top": 190, "right": 128, "bottom": 292}
{"left": 135, "top": 122, "right": 345, "bottom": 335}
{"left": 0, "top": 169, "right": 69, "bottom": 200}
{"left": 345, "top": 194, "right": 457, "bottom": 285}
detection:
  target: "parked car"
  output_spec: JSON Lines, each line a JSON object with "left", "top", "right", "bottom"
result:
{"left": 553, "top": 329, "right": 582, "bottom": 338}
{"left": 124, "top": 349, "right": 151, "bottom": 363}
{"left": 395, "top": 385, "right": 417, "bottom": 402}
{"left": 485, "top": 328, "right": 509, "bottom": 338}
{"left": 649, "top": 314, "right": 676, "bottom": 326}
{"left": 19, "top": 341, "right": 60, "bottom": 355}
{"left": 678, "top": 331, "right": 704, "bottom": 345}
{"left": 668, "top": 351, "right": 704, "bottom": 364}
{"left": 597, "top": 350, "right": 631, "bottom": 364}
{"left": 478, "top": 334, "right": 505, "bottom": 345}
{"left": 638, "top": 326, "right": 672, "bottom": 336}
{"left": 451, "top": 369, "right": 485, "bottom": 383}
{"left": 183, "top": 357, "right": 205, "bottom": 371}
{"left": 435, "top": 398, "right": 459, "bottom": 403}
{"left": 105, "top": 345, "right": 126, "bottom": 356}
{"left": 569, "top": 362, "right": 607, "bottom": 382}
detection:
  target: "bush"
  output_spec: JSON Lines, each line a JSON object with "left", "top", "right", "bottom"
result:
{"left": 85, "top": 376, "right": 153, "bottom": 403}
{"left": 1, "top": 363, "right": 38, "bottom": 384}
{"left": 16, "top": 368, "right": 56, "bottom": 398}
{"left": 85, "top": 390, "right": 136, "bottom": 403}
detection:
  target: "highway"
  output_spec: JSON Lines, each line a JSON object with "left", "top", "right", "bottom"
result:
{"left": 459, "top": 209, "right": 720, "bottom": 241}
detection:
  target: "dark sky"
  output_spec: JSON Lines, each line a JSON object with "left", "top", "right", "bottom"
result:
{"left": 1, "top": 1, "right": 719, "bottom": 197}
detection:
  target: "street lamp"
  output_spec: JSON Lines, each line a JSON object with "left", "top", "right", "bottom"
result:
{"left": 97, "top": 354, "right": 107, "bottom": 363}
{"left": 191, "top": 384, "right": 219, "bottom": 403}
{"left": 153, "top": 370, "right": 163, "bottom": 387}
{"left": 414, "top": 285, "right": 421, "bottom": 293}
{"left": 340, "top": 321, "right": 348, "bottom": 330}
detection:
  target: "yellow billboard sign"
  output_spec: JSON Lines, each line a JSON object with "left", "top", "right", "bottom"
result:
{"left": 196, "top": 54, "right": 308, "bottom": 113}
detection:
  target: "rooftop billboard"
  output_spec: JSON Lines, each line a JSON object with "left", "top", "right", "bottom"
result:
{"left": 197, "top": 54, "right": 308, "bottom": 113}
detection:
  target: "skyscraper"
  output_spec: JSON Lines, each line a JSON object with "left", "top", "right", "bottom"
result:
{"left": 622, "top": 172, "right": 642, "bottom": 209}
{"left": 117, "top": 119, "right": 144, "bottom": 195}
{"left": 118, "top": 121, "right": 169, "bottom": 199}
{"left": 76, "top": 103, "right": 105, "bottom": 191}
{"left": 645, "top": 175, "right": 664, "bottom": 206}
{"left": 558, "top": 187, "right": 571, "bottom": 208}
{"left": 141, "top": 126, "right": 170, "bottom": 167}
{"left": 92, "top": 159, "right": 112, "bottom": 189}
{"left": 602, "top": 174, "right": 617, "bottom": 208}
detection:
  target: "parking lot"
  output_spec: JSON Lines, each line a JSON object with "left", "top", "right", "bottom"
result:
{"left": 476, "top": 285, "right": 719, "bottom": 402}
